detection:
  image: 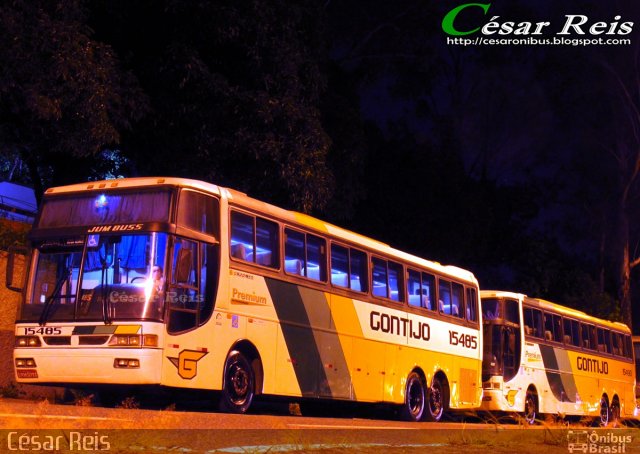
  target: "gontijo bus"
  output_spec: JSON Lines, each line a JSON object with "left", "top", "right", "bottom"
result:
{"left": 480, "top": 290, "right": 636, "bottom": 426}
{"left": 9, "top": 177, "right": 482, "bottom": 421}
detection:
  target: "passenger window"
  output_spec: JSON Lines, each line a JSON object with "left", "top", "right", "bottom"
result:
{"left": 350, "top": 249, "right": 368, "bottom": 293}
{"left": 597, "top": 328, "right": 611, "bottom": 354}
{"left": 371, "top": 257, "right": 403, "bottom": 302}
{"left": 544, "top": 312, "right": 562, "bottom": 342}
{"left": 466, "top": 287, "right": 478, "bottom": 322}
{"left": 230, "top": 211, "right": 279, "bottom": 268}
{"left": 284, "top": 228, "right": 326, "bottom": 281}
{"left": 439, "top": 279, "right": 452, "bottom": 315}
{"left": 372, "top": 258, "right": 388, "bottom": 299}
{"left": 570, "top": 320, "right": 581, "bottom": 347}
{"left": 330, "top": 244, "right": 349, "bottom": 288}
{"left": 388, "top": 261, "right": 403, "bottom": 302}
{"left": 451, "top": 282, "right": 464, "bottom": 318}
{"left": 408, "top": 270, "right": 435, "bottom": 310}
{"left": 256, "top": 218, "right": 279, "bottom": 267}
{"left": 611, "top": 333, "right": 623, "bottom": 356}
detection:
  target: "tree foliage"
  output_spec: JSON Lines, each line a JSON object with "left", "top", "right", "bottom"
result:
{"left": 0, "top": 0, "right": 145, "bottom": 201}
{"left": 89, "top": 0, "right": 344, "bottom": 213}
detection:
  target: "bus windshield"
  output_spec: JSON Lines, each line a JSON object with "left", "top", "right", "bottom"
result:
{"left": 22, "top": 233, "right": 168, "bottom": 323}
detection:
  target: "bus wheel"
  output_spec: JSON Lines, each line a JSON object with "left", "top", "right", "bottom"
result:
{"left": 609, "top": 399, "right": 621, "bottom": 428}
{"left": 424, "top": 375, "right": 445, "bottom": 422}
{"left": 524, "top": 392, "right": 537, "bottom": 425}
{"left": 599, "top": 396, "right": 610, "bottom": 427}
{"left": 219, "top": 351, "right": 254, "bottom": 414}
{"left": 400, "top": 372, "right": 425, "bottom": 422}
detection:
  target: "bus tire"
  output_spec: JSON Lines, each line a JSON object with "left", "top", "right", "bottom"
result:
{"left": 423, "top": 375, "right": 446, "bottom": 422}
{"left": 524, "top": 391, "right": 537, "bottom": 425}
{"left": 219, "top": 350, "right": 255, "bottom": 414}
{"left": 599, "top": 395, "right": 610, "bottom": 427}
{"left": 609, "top": 398, "right": 621, "bottom": 428}
{"left": 400, "top": 372, "right": 426, "bottom": 422}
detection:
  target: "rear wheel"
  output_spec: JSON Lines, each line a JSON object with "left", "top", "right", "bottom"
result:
{"left": 219, "top": 351, "right": 255, "bottom": 414}
{"left": 400, "top": 372, "right": 426, "bottom": 421}
{"left": 609, "top": 399, "right": 621, "bottom": 428}
{"left": 423, "top": 375, "right": 446, "bottom": 422}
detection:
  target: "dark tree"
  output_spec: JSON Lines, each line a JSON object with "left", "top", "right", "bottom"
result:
{"left": 0, "top": 0, "right": 145, "bottom": 203}
{"left": 90, "top": 0, "right": 343, "bottom": 213}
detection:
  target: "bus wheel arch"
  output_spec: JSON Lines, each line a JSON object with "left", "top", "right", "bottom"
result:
{"left": 218, "top": 341, "right": 263, "bottom": 414}
{"left": 523, "top": 386, "right": 538, "bottom": 425}
{"left": 399, "top": 368, "right": 427, "bottom": 422}
{"left": 423, "top": 370, "right": 449, "bottom": 422}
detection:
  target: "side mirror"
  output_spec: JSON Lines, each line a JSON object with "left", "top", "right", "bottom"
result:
{"left": 6, "top": 246, "right": 29, "bottom": 293}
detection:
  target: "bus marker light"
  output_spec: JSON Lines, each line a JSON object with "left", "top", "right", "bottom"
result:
{"left": 15, "top": 337, "right": 41, "bottom": 347}
{"left": 114, "top": 358, "right": 140, "bottom": 368}
{"left": 15, "top": 358, "right": 36, "bottom": 368}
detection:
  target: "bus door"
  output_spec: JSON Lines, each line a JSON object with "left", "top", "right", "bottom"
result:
{"left": 482, "top": 298, "right": 521, "bottom": 383}
{"left": 162, "top": 237, "right": 218, "bottom": 387}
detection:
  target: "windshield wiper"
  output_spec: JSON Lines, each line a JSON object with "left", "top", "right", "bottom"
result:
{"left": 100, "top": 263, "right": 112, "bottom": 324}
{"left": 38, "top": 269, "right": 70, "bottom": 326}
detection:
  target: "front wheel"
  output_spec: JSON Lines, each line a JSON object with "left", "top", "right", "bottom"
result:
{"left": 423, "top": 375, "right": 446, "bottom": 422}
{"left": 599, "top": 396, "right": 610, "bottom": 427}
{"left": 523, "top": 392, "right": 537, "bottom": 425}
{"left": 400, "top": 372, "right": 426, "bottom": 421}
{"left": 219, "top": 351, "right": 255, "bottom": 414}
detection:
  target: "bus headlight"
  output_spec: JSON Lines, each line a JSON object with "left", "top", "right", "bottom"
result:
{"left": 15, "top": 337, "right": 41, "bottom": 347}
{"left": 108, "top": 334, "right": 158, "bottom": 347}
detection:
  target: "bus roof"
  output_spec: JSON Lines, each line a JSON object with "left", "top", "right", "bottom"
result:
{"left": 42, "top": 177, "right": 478, "bottom": 285}
{"left": 480, "top": 290, "right": 631, "bottom": 333}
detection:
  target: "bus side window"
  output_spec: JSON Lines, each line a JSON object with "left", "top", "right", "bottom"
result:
{"left": 597, "top": 327, "right": 610, "bottom": 353}
{"left": 451, "top": 282, "right": 464, "bottom": 318}
{"left": 422, "top": 273, "right": 435, "bottom": 311}
{"left": 465, "top": 287, "right": 477, "bottom": 322}
{"left": 285, "top": 228, "right": 326, "bottom": 281}
{"left": 230, "top": 211, "right": 254, "bottom": 262}
{"left": 407, "top": 269, "right": 422, "bottom": 307}
{"left": 580, "top": 323, "right": 592, "bottom": 349}
{"left": 523, "top": 308, "right": 534, "bottom": 336}
{"left": 331, "top": 244, "right": 349, "bottom": 288}
{"left": 439, "top": 279, "right": 452, "bottom": 315}
{"left": 570, "top": 319, "right": 581, "bottom": 347}
{"left": 371, "top": 257, "right": 403, "bottom": 302}
{"left": 544, "top": 312, "right": 554, "bottom": 342}
{"left": 349, "top": 249, "right": 368, "bottom": 293}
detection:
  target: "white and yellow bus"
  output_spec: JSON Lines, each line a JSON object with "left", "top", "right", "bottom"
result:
{"left": 480, "top": 290, "right": 636, "bottom": 426}
{"left": 9, "top": 177, "right": 482, "bottom": 421}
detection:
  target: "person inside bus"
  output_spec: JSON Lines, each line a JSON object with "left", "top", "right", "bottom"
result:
{"left": 151, "top": 265, "right": 165, "bottom": 297}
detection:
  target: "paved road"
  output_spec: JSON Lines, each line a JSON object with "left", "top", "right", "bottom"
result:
{"left": 0, "top": 398, "right": 636, "bottom": 453}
